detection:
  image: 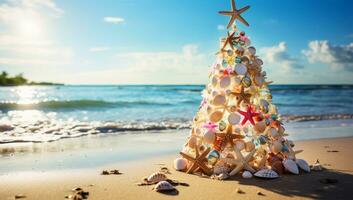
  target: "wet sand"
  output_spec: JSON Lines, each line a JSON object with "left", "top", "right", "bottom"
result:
{"left": 0, "top": 137, "right": 353, "bottom": 200}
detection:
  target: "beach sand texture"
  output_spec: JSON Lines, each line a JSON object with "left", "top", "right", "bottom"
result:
{"left": 0, "top": 137, "right": 353, "bottom": 200}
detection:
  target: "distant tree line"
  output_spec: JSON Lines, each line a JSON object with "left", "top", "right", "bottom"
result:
{"left": 0, "top": 71, "right": 63, "bottom": 86}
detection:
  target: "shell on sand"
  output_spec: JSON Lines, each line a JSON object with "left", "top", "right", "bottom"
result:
{"left": 283, "top": 159, "right": 299, "bottom": 175}
{"left": 213, "top": 165, "right": 230, "bottom": 175}
{"left": 254, "top": 169, "right": 279, "bottom": 179}
{"left": 174, "top": 158, "right": 188, "bottom": 171}
{"left": 242, "top": 171, "right": 253, "bottom": 179}
{"left": 311, "top": 161, "right": 323, "bottom": 171}
{"left": 154, "top": 181, "right": 175, "bottom": 192}
{"left": 296, "top": 159, "right": 310, "bottom": 173}
{"left": 147, "top": 172, "right": 167, "bottom": 183}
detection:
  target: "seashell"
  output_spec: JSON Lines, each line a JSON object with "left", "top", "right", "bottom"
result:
{"left": 296, "top": 159, "right": 310, "bottom": 172}
{"left": 204, "top": 130, "right": 216, "bottom": 144}
{"left": 212, "top": 76, "right": 218, "bottom": 86}
{"left": 236, "top": 46, "right": 244, "bottom": 56}
{"left": 207, "top": 150, "right": 220, "bottom": 166}
{"left": 242, "top": 171, "right": 253, "bottom": 179}
{"left": 267, "top": 153, "right": 283, "bottom": 165}
{"left": 218, "top": 120, "right": 227, "bottom": 131}
{"left": 228, "top": 113, "right": 241, "bottom": 125}
{"left": 255, "top": 58, "right": 263, "bottom": 66}
{"left": 288, "top": 140, "right": 294, "bottom": 148}
{"left": 259, "top": 99, "right": 269, "bottom": 114}
{"left": 212, "top": 94, "right": 226, "bottom": 106}
{"left": 254, "top": 169, "right": 279, "bottom": 179}
{"left": 254, "top": 121, "right": 266, "bottom": 133}
{"left": 241, "top": 56, "right": 250, "bottom": 64}
{"left": 213, "top": 165, "right": 230, "bottom": 175}
{"left": 245, "top": 141, "right": 255, "bottom": 152}
{"left": 188, "top": 136, "right": 197, "bottom": 148}
{"left": 241, "top": 76, "right": 252, "bottom": 87}
{"left": 220, "top": 76, "right": 231, "bottom": 88}
{"left": 268, "top": 128, "right": 279, "bottom": 139}
{"left": 233, "top": 77, "right": 242, "bottom": 85}
{"left": 311, "top": 160, "right": 323, "bottom": 171}
{"left": 153, "top": 181, "right": 175, "bottom": 192}
{"left": 234, "top": 64, "right": 247, "bottom": 75}
{"left": 147, "top": 172, "right": 167, "bottom": 183}
{"left": 235, "top": 140, "right": 245, "bottom": 150}
{"left": 209, "top": 111, "right": 223, "bottom": 123}
{"left": 283, "top": 159, "right": 299, "bottom": 174}
{"left": 174, "top": 158, "right": 188, "bottom": 171}
{"left": 248, "top": 46, "right": 256, "bottom": 55}
{"left": 254, "top": 76, "right": 264, "bottom": 87}
{"left": 271, "top": 161, "right": 284, "bottom": 175}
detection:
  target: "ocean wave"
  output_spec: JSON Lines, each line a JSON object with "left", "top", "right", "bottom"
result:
{"left": 0, "top": 100, "right": 173, "bottom": 111}
{"left": 281, "top": 114, "right": 353, "bottom": 122}
{"left": 269, "top": 85, "right": 353, "bottom": 93}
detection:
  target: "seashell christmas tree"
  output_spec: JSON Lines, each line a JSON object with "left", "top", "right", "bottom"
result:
{"left": 175, "top": 0, "right": 310, "bottom": 180}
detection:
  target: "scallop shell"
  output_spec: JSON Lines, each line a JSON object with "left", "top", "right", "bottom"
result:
{"left": 174, "top": 158, "right": 188, "bottom": 171}
{"left": 220, "top": 76, "right": 231, "bottom": 88}
{"left": 234, "top": 64, "right": 247, "bottom": 75}
{"left": 254, "top": 169, "right": 279, "bottom": 179}
{"left": 255, "top": 58, "right": 263, "bottom": 66}
{"left": 147, "top": 172, "right": 168, "bottom": 183}
{"left": 209, "top": 111, "right": 223, "bottom": 123}
{"left": 296, "top": 159, "right": 310, "bottom": 173}
{"left": 203, "top": 130, "right": 216, "bottom": 144}
{"left": 212, "top": 95, "right": 226, "bottom": 106}
{"left": 283, "top": 159, "right": 299, "bottom": 174}
{"left": 153, "top": 181, "right": 175, "bottom": 192}
{"left": 242, "top": 171, "right": 253, "bottom": 179}
{"left": 228, "top": 113, "right": 241, "bottom": 125}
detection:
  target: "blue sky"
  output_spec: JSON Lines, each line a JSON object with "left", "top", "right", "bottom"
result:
{"left": 0, "top": 0, "right": 352, "bottom": 84}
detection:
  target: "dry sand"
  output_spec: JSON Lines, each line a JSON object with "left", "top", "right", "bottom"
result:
{"left": 1, "top": 137, "right": 353, "bottom": 200}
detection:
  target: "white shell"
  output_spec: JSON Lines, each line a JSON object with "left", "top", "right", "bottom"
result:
{"left": 296, "top": 159, "right": 310, "bottom": 173}
{"left": 235, "top": 64, "right": 247, "bottom": 75}
{"left": 203, "top": 130, "right": 216, "bottom": 144}
{"left": 174, "top": 158, "right": 187, "bottom": 171}
{"left": 220, "top": 76, "right": 231, "bottom": 88}
{"left": 242, "top": 171, "right": 253, "bottom": 179}
{"left": 271, "top": 141, "right": 283, "bottom": 154}
{"left": 283, "top": 159, "right": 299, "bottom": 174}
{"left": 147, "top": 172, "right": 167, "bottom": 183}
{"left": 254, "top": 169, "right": 279, "bottom": 179}
{"left": 154, "top": 181, "right": 175, "bottom": 192}
{"left": 228, "top": 113, "right": 241, "bottom": 125}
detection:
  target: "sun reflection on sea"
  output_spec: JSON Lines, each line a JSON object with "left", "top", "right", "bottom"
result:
{"left": 12, "top": 86, "right": 48, "bottom": 105}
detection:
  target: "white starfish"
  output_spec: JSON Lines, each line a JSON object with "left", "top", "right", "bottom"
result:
{"left": 224, "top": 147, "right": 256, "bottom": 176}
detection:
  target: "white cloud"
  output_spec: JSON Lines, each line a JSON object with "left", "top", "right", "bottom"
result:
{"left": 64, "top": 44, "right": 211, "bottom": 84}
{"left": 0, "top": 0, "right": 73, "bottom": 74}
{"left": 302, "top": 40, "right": 353, "bottom": 72}
{"left": 89, "top": 46, "right": 110, "bottom": 52}
{"left": 217, "top": 25, "right": 225, "bottom": 30}
{"left": 104, "top": 16, "right": 125, "bottom": 24}
{"left": 260, "top": 42, "right": 303, "bottom": 71}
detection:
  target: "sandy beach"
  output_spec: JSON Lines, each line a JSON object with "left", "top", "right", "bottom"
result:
{"left": 1, "top": 136, "right": 352, "bottom": 200}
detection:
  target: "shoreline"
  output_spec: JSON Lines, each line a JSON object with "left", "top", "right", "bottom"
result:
{"left": 1, "top": 137, "right": 353, "bottom": 200}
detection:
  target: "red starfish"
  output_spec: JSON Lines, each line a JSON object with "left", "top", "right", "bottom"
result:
{"left": 238, "top": 105, "right": 259, "bottom": 126}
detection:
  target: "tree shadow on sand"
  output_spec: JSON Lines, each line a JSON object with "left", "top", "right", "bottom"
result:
{"left": 225, "top": 169, "right": 353, "bottom": 200}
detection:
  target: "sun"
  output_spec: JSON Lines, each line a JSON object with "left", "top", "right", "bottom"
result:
{"left": 15, "top": 17, "right": 45, "bottom": 39}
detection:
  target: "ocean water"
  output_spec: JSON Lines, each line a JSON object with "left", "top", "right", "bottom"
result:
{"left": 0, "top": 85, "right": 352, "bottom": 143}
